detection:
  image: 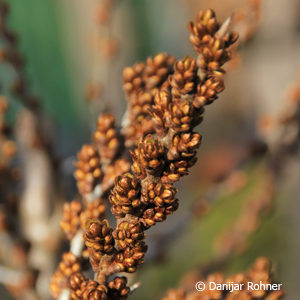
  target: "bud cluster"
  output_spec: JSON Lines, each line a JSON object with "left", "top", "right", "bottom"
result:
{"left": 60, "top": 200, "right": 83, "bottom": 240}
{"left": 122, "top": 53, "right": 176, "bottom": 147}
{"left": 93, "top": 113, "right": 120, "bottom": 161}
{"left": 74, "top": 144, "right": 102, "bottom": 195}
{"left": 131, "top": 135, "right": 165, "bottom": 179}
{"left": 54, "top": 8, "right": 239, "bottom": 300}
{"left": 50, "top": 252, "right": 81, "bottom": 298}
{"left": 109, "top": 173, "right": 141, "bottom": 218}
{"left": 84, "top": 219, "right": 114, "bottom": 254}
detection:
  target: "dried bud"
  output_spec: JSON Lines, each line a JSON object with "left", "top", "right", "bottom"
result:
{"left": 167, "top": 132, "right": 202, "bottom": 161}
{"left": 122, "top": 53, "right": 175, "bottom": 147}
{"left": 60, "top": 200, "right": 83, "bottom": 240}
{"left": 93, "top": 113, "right": 120, "bottom": 161}
{"left": 162, "top": 156, "right": 198, "bottom": 184}
{"left": 50, "top": 252, "right": 81, "bottom": 298}
{"left": 150, "top": 87, "right": 172, "bottom": 137}
{"left": 142, "top": 182, "right": 177, "bottom": 207}
{"left": 193, "top": 76, "right": 224, "bottom": 109}
{"left": 141, "top": 200, "right": 179, "bottom": 228}
{"left": 188, "top": 9, "right": 220, "bottom": 53}
{"left": 188, "top": 9, "right": 238, "bottom": 77}
{"left": 115, "top": 241, "right": 147, "bottom": 273}
{"left": 74, "top": 144, "right": 102, "bottom": 195}
{"left": 82, "top": 280, "right": 108, "bottom": 300}
{"left": 108, "top": 276, "right": 130, "bottom": 300}
{"left": 84, "top": 219, "right": 114, "bottom": 254}
{"left": 131, "top": 135, "right": 165, "bottom": 179}
{"left": 167, "top": 100, "right": 196, "bottom": 132}
{"left": 123, "top": 62, "right": 145, "bottom": 96}
{"left": 58, "top": 252, "right": 81, "bottom": 277}
{"left": 170, "top": 56, "right": 197, "bottom": 101}
{"left": 109, "top": 173, "right": 141, "bottom": 218}
{"left": 70, "top": 272, "right": 88, "bottom": 300}
{"left": 113, "top": 219, "right": 145, "bottom": 249}
{"left": 143, "top": 53, "right": 176, "bottom": 91}
{"left": 197, "top": 37, "right": 234, "bottom": 74}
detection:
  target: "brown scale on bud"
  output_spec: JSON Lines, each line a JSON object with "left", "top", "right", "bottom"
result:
{"left": 167, "top": 100, "right": 199, "bottom": 133}
{"left": 84, "top": 219, "right": 114, "bottom": 254}
{"left": 150, "top": 87, "right": 172, "bottom": 137}
{"left": 160, "top": 133, "right": 202, "bottom": 183}
{"left": 81, "top": 280, "right": 108, "bottom": 300}
{"left": 123, "top": 62, "right": 145, "bottom": 97}
{"left": 170, "top": 56, "right": 197, "bottom": 101}
{"left": 193, "top": 76, "right": 224, "bottom": 109}
{"left": 74, "top": 144, "right": 102, "bottom": 195}
{"left": 93, "top": 113, "right": 120, "bottom": 161}
{"left": 162, "top": 156, "right": 198, "bottom": 184}
{"left": 141, "top": 200, "right": 179, "bottom": 228}
{"left": 188, "top": 8, "right": 238, "bottom": 78}
{"left": 167, "top": 132, "right": 202, "bottom": 161}
{"left": 188, "top": 9, "right": 220, "bottom": 53}
{"left": 50, "top": 252, "right": 81, "bottom": 298}
{"left": 70, "top": 272, "right": 88, "bottom": 300}
{"left": 107, "top": 276, "right": 130, "bottom": 300}
{"left": 113, "top": 219, "right": 145, "bottom": 250}
{"left": 143, "top": 53, "right": 176, "bottom": 91}
{"left": 115, "top": 241, "right": 147, "bottom": 273}
{"left": 142, "top": 182, "right": 177, "bottom": 207}
{"left": 197, "top": 35, "right": 237, "bottom": 75}
{"left": 109, "top": 173, "right": 141, "bottom": 218}
{"left": 122, "top": 54, "right": 175, "bottom": 147}
{"left": 80, "top": 198, "right": 106, "bottom": 229}
{"left": 60, "top": 200, "right": 83, "bottom": 240}
{"left": 58, "top": 252, "right": 81, "bottom": 278}
{"left": 131, "top": 134, "right": 165, "bottom": 179}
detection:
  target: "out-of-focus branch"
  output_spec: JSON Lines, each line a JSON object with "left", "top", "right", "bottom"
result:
{"left": 16, "top": 109, "right": 62, "bottom": 300}
{"left": 85, "top": 0, "right": 122, "bottom": 115}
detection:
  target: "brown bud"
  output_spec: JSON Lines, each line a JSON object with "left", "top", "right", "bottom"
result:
{"left": 142, "top": 182, "right": 177, "bottom": 207}
{"left": 82, "top": 280, "right": 108, "bottom": 300}
{"left": 170, "top": 56, "right": 197, "bottom": 101}
{"left": 113, "top": 219, "right": 145, "bottom": 249}
{"left": 60, "top": 200, "right": 82, "bottom": 240}
{"left": 50, "top": 252, "right": 81, "bottom": 298}
{"left": 84, "top": 219, "right": 114, "bottom": 254}
{"left": 141, "top": 199, "right": 179, "bottom": 228}
{"left": 115, "top": 241, "right": 147, "bottom": 273}
{"left": 70, "top": 272, "right": 88, "bottom": 300}
{"left": 143, "top": 53, "right": 176, "bottom": 91}
{"left": 109, "top": 173, "right": 141, "bottom": 218}
{"left": 167, "top": 100, "right": 196, "bottom": 132}
{"left": 93, "top": 113, "right": 120, "bottom": 161}
{"left": 108, "top": 276, "right": 130, "bottom": 300}
{"left": 131, "top": 134, "right": 165, "bottom": 179}
{"left": 74, "top": 144, "right": 102, "bottom": 195}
